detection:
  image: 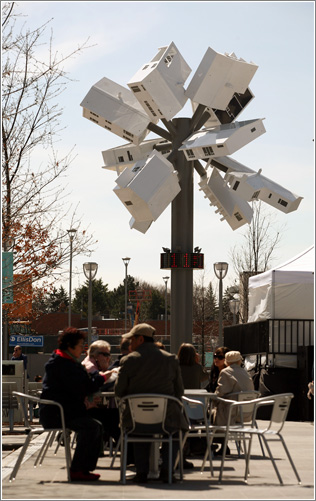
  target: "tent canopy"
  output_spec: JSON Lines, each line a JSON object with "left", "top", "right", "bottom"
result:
{"left": 248, "top": 246, "right": 314, "bottom": 322}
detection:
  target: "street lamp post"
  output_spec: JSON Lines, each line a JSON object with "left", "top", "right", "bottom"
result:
{"left": 214, "top": 262, "right": 229, "bottom": 346}
{"left": 67, "top": 229, "right": 77, "bottom": 327}
{"left": 83, "top": 262, "right": 98, "bottom": 347}
{"left": 163, "top": 276, "right": 169, "bottom": 337}
{"left": 122, "top": 257, "right": 131, "bottom": 333}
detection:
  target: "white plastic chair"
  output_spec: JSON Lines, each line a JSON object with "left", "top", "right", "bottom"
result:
{"left": 2, "top": 382, "right": 19, "bottom": 431}
{"left": 178, "top": 396, "right": 214, "bottom": 475}
{"left": 118, "top": 393, "right": 185, "bottom": 484}
{"left": 225, "top": 390, "right": 265, "bottom": 457}
{"left": 9, "top": 391, "right": 72, "bottom": 482}
{"left": 213, "top": 393, "right": 301, "bottom": 484}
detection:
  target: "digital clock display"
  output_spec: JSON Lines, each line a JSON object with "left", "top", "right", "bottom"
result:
{"left": 160, "top": 252, "right": 204, "bottom": 269}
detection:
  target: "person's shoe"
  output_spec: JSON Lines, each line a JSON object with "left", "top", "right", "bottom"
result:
{"left": 131, "top": 472, "right": 148, "bottom": 484}
{"left": 159, "top": 469, "right": 177, "bottom": 483}
{"left": 70, "top": 470, "right": 100, "bottom": 481}
{"left": 183, "top": 459, "right": 194, "bottom": 469}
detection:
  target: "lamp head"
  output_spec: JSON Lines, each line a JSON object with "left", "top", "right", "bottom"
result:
{"left": 83, "top": 262, "right": 98, "bottom": 280}
{"left": 214, "top": 262, "right": 229, "bottom": 279}
{"left": 67, "top": 229, "right": 77, "bottom": 242}
{"left": 163, "top": 276, "right": 169, "bottom": 285}
{"left": 122, "top": 257, "right": 131, "bottom": 266}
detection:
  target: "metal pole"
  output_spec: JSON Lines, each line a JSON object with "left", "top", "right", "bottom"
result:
{"left": 165, "top": 282, "right": 168, "bottom": 337}
{"left": 68, "top": 237, "right": 73, "bottom": 327}
{"left": 67, "top": 229, "right": 76, "bottom": 327}
{"left": 124, "top": 263, "right": 128, "bottom": 333}
{"left": 88, "top": 270, "right": 92, "bottom": 347}
{"left": 170, "top": 118, "right": 193, "bottom": 354}
{"left": 4, "top": 309, "right": 9, "bottom": 360}
{"left": 218, "top": 277, "right": 223, "bottom": 346}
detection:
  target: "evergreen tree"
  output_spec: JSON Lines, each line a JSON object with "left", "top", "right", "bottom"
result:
{"left": 72, "top": 278, "right": 110, "bottom": 318}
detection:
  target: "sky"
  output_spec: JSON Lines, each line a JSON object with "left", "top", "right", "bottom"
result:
{"left": 9, "top": 1, "right": 315, "bottom": 297}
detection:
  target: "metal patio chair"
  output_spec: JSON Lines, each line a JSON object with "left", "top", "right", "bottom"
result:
{"left": 213, "top": 392, "right": 301, "bottom": 484}
{"left": 118, "top": 393, "right": 185, "bottom": 484}
{"left": 9, "top": 391, "right": 72, "bottom": 482}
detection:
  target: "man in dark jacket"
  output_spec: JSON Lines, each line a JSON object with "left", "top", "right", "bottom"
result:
{"left": 115, "top": 323, "right": 188, "bottom": 484}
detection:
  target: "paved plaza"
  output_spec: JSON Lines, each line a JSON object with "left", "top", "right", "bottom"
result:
{"left": 2, "top": 419, "right": 314, "bottom": 500}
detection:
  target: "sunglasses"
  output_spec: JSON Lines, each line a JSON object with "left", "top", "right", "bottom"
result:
{"left": 99, "top": 352, "right": 111, "bottom": 357}
{"left": 214, "top": 354, "right": 225, "bottom": 360}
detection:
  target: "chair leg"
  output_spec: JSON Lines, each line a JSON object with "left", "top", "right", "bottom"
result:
{"left": 35, "top": 431, "right": 56, "bottom": 467}
{"left": 262, "top": 436, "right": 284, "bottom": 485}
{"left": 120, "top": 434, "right": 127, "bottom": 484}
{"left": 218, "top": 433, "right": 230, "bottom": 484}
{"left": 178, "top": 431, "right": 184, "bottom": 481}
{"left": 168, "top": 437, "right": 172, "bottom": 484}
{"left": 9, "top": 410, "right": 14, "bottom": 432}
{"left": 174, "top": 431, "right": 188, "bottom": 470}
{"left": 279, "top": 435, "right": 301, "bottom": 484}
{"left": 110, "top": 436, "right": 121, "bottom": 468}
{"left": 9, "top": 432, "right": 33, "bottom": 481}
{"left": 63, "top": 430, "right": 72, "bottom": 482}
{"left": 244, "top": 435, "right": 253, "bottom": 482}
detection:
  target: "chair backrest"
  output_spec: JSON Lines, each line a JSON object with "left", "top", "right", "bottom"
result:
{"left": 28, "top": 382, "right": 42, "bottom": 395}
{"left": 182, "top": 396, "right": 207, "bottom": 423}
{"left": 255, "top": 393, "right": 294, "bottom": 433}
{"left": 226, "top": 390, "right": 261, "bottom": 423}
{"left": 2, "top": 382, "right": 19, "bottom": 409}
{"left": 118, "top": 393, "right": 182, "bottom": 435}
{"left": 12, "top": 391, "right": 68, "bottom": 432}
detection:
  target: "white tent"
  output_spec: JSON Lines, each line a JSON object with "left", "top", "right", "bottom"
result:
{"left": 248, "top": 246, "right": 314, "bottom": 322}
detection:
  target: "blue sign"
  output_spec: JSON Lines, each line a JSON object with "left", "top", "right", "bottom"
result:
{"left": 9, "top": 335, "right": 44, "bottom": 347}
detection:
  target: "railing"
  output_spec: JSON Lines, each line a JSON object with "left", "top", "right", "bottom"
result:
{"left": 269, "top": 319, "right": 314, "bottom": 354}
{"left": 224, "top": 318, "right": 314, "bottom": 357}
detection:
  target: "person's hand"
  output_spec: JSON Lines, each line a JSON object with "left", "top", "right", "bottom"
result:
{"left": 307, "top": 381, "right": 314, "bottom": 400}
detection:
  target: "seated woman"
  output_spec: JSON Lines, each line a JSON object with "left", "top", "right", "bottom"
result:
{"left": 177, "top": 343, "right": 209, "bottom": 464}
{"left": 81, "top": 340, "right": 120, "bottom": 448}
{"left": 177, "top": 343, "right": 209, "bottom": 389}
{"left": 39, "top": 327, "right": 104, "bottom": 481}
{"left": 82, "top": 340, "right": 118, "bottom": 389}
{"left": 206, "top": 346, "right": 230, "bottom": 393}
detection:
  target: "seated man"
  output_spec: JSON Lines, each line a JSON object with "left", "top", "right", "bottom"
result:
{"left": 115, "top": 323, "right": 189, "bottom": 484}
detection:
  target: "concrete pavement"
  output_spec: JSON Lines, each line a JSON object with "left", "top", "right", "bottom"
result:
{"left": 2, "top": 420, "right": 314, "bottom": 500}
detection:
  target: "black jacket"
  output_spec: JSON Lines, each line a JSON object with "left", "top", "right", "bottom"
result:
{"left": 39, "top": 351, "right": 104, "bottom": 427}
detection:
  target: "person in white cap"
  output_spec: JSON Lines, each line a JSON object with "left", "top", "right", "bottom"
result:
{"left": 114, "top": 323, "right": 189, "bottom": 484}
{"left": 212, "top": 350, "right": 254, "bottom": 455}
{"left": 214, "top": 350, "right": 254, "bottom": 422}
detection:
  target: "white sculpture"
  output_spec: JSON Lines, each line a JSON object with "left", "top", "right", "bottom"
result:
{"left": 81, "top": 44, "right": 302, "bottom": 234}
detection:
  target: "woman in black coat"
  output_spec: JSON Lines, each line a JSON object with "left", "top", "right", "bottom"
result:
{"left": 40, "top": 327, "right": 104, "bottom": 481}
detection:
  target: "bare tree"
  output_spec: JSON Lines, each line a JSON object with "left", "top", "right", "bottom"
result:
{"left": 229, "top": 200, "right": 284, "bottom": 321}
{"left": 2, "top": 2, "right": 96, "bottom": 316}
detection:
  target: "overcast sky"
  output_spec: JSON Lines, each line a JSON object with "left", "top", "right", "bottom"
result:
{"left": 11, "top": 1, "right": 315, "bottom": 296}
